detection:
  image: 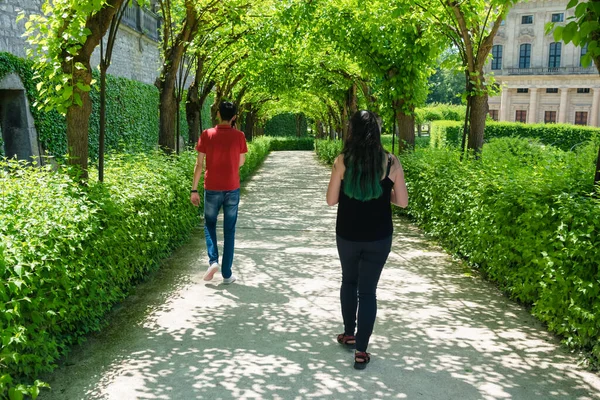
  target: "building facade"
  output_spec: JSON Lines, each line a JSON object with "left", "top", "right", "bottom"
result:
{"left": 0, "top": 0, "right": 162, "bottom": 85}
{"left": 487, "top": 0, "right": 600, "bottom": 126}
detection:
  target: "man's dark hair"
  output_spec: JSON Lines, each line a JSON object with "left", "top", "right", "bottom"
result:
{"left": 219, "top": 101, "right": 237, "bottom": 121}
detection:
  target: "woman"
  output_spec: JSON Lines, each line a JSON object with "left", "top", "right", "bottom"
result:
{"left": 326, "top": 110, "right": 409, "bottom": 370}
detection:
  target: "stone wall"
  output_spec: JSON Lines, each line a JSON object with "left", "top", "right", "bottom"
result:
{"left": 0, "top": 0, "right": 161, "bottom": 85}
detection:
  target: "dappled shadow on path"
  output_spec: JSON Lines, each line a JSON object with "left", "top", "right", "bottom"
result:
{"left": 40, "top": 152, "right": 600, "bottom": 400}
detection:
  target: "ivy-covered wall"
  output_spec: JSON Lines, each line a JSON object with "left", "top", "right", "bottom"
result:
{"left": 0, "top": 52, "right": 204, "bottom": 160}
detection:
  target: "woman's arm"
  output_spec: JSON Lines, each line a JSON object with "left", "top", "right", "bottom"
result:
{"left": 390, "top": 156, "right": 409, "bottom": 208}
{"left": 326, "top": 155, "right": 344, "bottom": 206}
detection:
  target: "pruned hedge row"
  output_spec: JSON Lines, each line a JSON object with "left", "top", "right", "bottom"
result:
{"left": 414, "top": 104, "right": 466, "bottom": 124}
{"left": 0, "top": 136, "right": 312, "bottom": 398}
{"left": 402, "top": 138, "right": 600, "bottom": 365}
{"left": 431, "top": 120, "right": 600, "bottom": 151}
{"left": 315, "top": 136, "right": 600, "bottom": 366}
{"left": 264, "top": 113, "right": 308, "bottom": 137}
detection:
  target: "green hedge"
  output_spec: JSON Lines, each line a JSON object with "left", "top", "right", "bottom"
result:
{"left": 264, "top": 113, "right": 308, "bottom": 137}
{"left": 415, "top": 104, "right": 466, "bottom": 125}
{"left": 430, "top": 120, "right": 600, "bottom": 151}
{"left": 0, "top": 137, "right": 280, "bottom": 398}
{"left": 0, "top": 52, "right": 201, "bottom": 160}
{"left": 267, "top": 137, "right": 314, "bottom": 151}
{"left": 314, "top": 136, "right": 428, "bottom": 165}
{"left": 401, "top": 138, "right": 600, "bottom": 365}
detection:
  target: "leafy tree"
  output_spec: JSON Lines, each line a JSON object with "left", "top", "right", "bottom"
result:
{"left": 415, "top": 0, "right": 517, "bottom": 153}
{"left": 22, "top": 0, "right": 127, "bottom": 179}
{"left": 547, "top": 0, "right": 600, "bottom": 187}
{"left": 427, "top": 51, "right": 466, "bottom": 105}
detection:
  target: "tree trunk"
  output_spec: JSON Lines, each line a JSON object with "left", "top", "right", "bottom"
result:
{"left": 186, "top": 83, "right": 200, "bottom": 146}
{"left": 393, "top": 99, "right": 415, "bottom": 151}
{"left": 66, "top": 68, "right": 93, "bottom": 180}
{"left": 244, "top": 110, "right": 255, "bottom": 142}
{"left": 295, "top": 114, "right": 301, "bottom": 137}
{"left": 99, "top": 65, "right": 107, "bottom": 182}
{"left": 595, "top": 144, "right": 600, "bottom": 187}
{"left": 159, "top": 86, "right": 178, "bottom": 151}
{"left": 341, "top": 104, "right": 349, "bottom": 140}
{"left": 157, "top": 0, "right": 199, "bottom": 153}
{"left": 61, "top": 0, "right": 125, "bottom": 179}
{"left": 348, "top": 84, "right": 358, "bottom": 114}
{"left": 468, "top": 93, "right": 488, "bottom": 153}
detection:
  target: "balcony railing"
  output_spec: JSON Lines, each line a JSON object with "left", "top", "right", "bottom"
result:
{"left": 497, "top": 66, "right": 598, "bottom": 75}
{"left": 121, "top": 1, "right": 160, "bottom": 42}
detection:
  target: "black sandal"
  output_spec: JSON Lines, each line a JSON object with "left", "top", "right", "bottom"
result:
{"left": 354, "top": 351, "right": 370, "bottom": 370}
{"left": 337, "top": 333, "right": 356, "bottom": 347}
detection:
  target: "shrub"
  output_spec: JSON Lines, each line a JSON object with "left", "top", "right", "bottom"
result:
{"left": 430, "top": 121, "right": 462, "bottom": 148}
{"left": 414, "top": 104, "right": 466, "bottom": 125}
{"left": 0, "top": 139, "right": 273, "bottom": 397}
{"left": 400, "top": 137, "right": 600, "bottom": 364}
{"left": 430, "top": 120, "right": 600, "bottom": 151}
{"left": 314, "top": 139, "right": 343, "bottom": 164}
{"left": 267, "top": 137, "right": 314, "bottom": 151}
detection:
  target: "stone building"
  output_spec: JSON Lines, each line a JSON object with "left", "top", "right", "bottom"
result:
{"left": 487, "top": 0, "right": 600, "bottom": 126}
{"left": 0, "top": 0, "right": 162, "bottom": 160}
{"left": 0, "top": 0, "right": 162, "bottom": 85}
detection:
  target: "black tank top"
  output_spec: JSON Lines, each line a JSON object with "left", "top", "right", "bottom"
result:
{"left": 336, "top": 155, "right": 394, "bottom": 242}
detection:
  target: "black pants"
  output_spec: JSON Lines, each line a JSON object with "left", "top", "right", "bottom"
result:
{"left": 336, "top": 235, "right": 392, "bottom": 352}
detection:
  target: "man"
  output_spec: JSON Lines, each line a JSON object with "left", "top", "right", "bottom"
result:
{"left": 190, "top": 101, "right": 248, "bottom": 284}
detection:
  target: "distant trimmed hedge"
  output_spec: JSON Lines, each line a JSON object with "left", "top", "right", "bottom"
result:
{"left": 415, "top": 104, "right": 466, "bottom": 125}
{"left": 431, "top": 120, "right": 600, "bottom": 151}
{"left": 264, "top": 113, "right": 308, "bottom": 137}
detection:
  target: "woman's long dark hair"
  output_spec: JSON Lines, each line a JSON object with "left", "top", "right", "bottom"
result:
{"left": 342, "top": 110, "right": 385, "bottom": 201}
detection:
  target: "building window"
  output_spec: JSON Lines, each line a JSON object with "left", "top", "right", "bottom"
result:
{"left": 544, "top": 111, "right": 557, "bottom": 123}
{"left": 548, "top": 42, "right": 561, "bottom": 68}
{"left": 516, "top": 110, "right": 527, "bottom": 122}
{"left": 581, "top": 43, "right": 588, "bottom": 66}
{"left": 489, "top": 110, "right": 499, "bottom": 121}
{"left": 551, "top": 13, "right": 564, "bottom": 22}
{"left": 517, "top": 88, "right": 529, "bottom": 93}
{"left": 575, "top": 111, "right": 588, "bottom": 125}
{"left": 546, "top": 88, "right": 559, "bottom": 93}
{"left": 519, "top": 44, "right": 532, "bottom": 68}
{"left": 491, "top": 45, "right": 503, "bottom": 70}
{"left": 522, "top": 15, "right": 533, "bottom": 24}
{"left": 577, "top": 88, "right": 591, "bottom": 93}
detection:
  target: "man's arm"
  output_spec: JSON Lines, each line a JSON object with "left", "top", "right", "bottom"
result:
{"left": 190, "top": 152, "right": 205, "bottom": 207}
{"left": 239, "top": 153, "right": 246, "bottom": 167}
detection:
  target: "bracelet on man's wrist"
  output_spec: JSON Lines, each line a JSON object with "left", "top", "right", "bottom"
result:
{"left": 191, "top": 189, "right": 198, "bottom": 193}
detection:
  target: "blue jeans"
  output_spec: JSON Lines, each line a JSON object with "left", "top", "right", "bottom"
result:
{"left": 204, "top": 188, "right": 240, "bottom": 279}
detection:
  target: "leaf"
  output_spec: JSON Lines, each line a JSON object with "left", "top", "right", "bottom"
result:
{"left": 76, "top": 82, "right": 91, "bottom": 92}
{"left": 73, "top": 92, "right": 83, "bottom": 107}
{"left": 553, "top": 25, "right": 564, "bottom": 42}
{"left": 562, "top": 21, "right": 578, "bottom": 43}
{"left": 567, "top": 0, "right": 579, "bottom": 9}
{"left": 8, "top": 387, "right": 23, "bottom": 400}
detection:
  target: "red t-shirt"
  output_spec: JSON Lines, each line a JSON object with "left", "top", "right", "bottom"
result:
{"left": 196, "top": 125, "right": 248, "bottom": 191}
